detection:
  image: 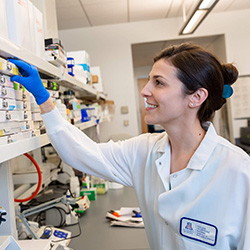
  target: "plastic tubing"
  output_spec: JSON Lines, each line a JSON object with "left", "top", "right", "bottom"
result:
{"left": 14, "top": 153, "right": 42, "bottom": 203}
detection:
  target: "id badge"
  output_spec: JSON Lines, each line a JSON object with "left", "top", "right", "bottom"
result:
{"left": 180, "top": 217, "right": 218, "bottom": 246}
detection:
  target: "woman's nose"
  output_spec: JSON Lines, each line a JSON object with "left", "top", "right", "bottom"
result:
{"left": 141, "top": 81, "right": 151, "bottom": 97}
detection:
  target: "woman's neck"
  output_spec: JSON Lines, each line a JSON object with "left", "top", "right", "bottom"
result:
{"left": 165, "top": 119, "right": 206, "bottom": 174}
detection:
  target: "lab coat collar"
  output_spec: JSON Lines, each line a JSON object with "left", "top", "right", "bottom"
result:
{"left": 155, "top": 132, "right": 169, "bottom": 153}
{"left": 155, "top": 122, "right": 219, "bottom": 171}
{"left": 187, "top": 122, "right": 219, "bottom": 171}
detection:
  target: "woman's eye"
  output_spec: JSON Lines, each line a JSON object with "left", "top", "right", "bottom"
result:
{"left": 156, "top": 80, "right": 162, "bottom": 85}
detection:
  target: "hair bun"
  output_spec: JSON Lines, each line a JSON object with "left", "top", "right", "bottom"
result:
{"left": 222, "top": 63, "right": 238, "bottom": 86}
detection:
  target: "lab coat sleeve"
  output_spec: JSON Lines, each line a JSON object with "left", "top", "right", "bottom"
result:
{"left": 42, "top": 108, "right": 143, "bottom": 186}
{"left": 237, "top": 157, "right": 250, "bottom": 250}
{"left": 238, "top": 195, "right": 250, "bottom": 249}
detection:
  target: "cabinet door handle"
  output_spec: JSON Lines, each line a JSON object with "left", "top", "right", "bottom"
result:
{"left": 3, "top": 101, "right": 8, "bottom": 108}
{"left": 0, "top": 76, "right": 5, "bottom": 83}
{"left": 8, "top": 137, "right": 13, "bottom": 143}
{"left": 1, "top": 88, "right": 7, "bottom": 95}
{"left": 7, "top": 62, "right": 12, "bottom": 71}
{"left": 6, "top": 113, "right": 11, "bottom": 120}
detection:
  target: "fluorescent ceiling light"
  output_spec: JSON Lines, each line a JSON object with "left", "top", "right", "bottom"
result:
{"left": 179, "top": 0, "right": 219, "bottom": 35}
{"left": 182, "top": 10, "right": 207, "bottom": 34}
{"left": 199, "top": 0, "right": 217, "bottom": 9}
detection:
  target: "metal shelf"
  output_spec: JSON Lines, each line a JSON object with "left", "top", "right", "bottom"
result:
{"left": 0, "top": 37, "right": 61, "bottom": 79}
{"left": 0, "top": 134, "right": 50, "bottom": 164}
{"left": 0, "top": 36, "right": 106, "bottom": 101}
{"left": 75, "top": 119, "right": 97, "bottom": 130}
{"left": 0, "top": 114, "right": 111, "bottom": 164}
{"left": 0, "top": 37, "right": 108, "bottom": 242}
{"left": 59, "top": 73, "right": 97, "bottom": 99}
{"left": 0, "top": 116, "right": 112, "bottom": 164}
{"left": 97, "top": 92, "right": 107, "bottom": 101}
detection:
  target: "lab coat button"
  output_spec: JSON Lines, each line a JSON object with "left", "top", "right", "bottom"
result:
{"left": 159, "top": 162, "right": 162, "bottom": 165}
{"left": 173, "top": 174, "right": 177, "bottom": 178}
{"left": 165, "top": 221, "right": 168, "bottom": 225}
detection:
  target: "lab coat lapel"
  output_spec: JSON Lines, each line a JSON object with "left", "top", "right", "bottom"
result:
{"left": 157, "top": 123, "right": 220, "bottom": 228}
{"left": 143, "top": 133, "right": 169, "bottom": 204}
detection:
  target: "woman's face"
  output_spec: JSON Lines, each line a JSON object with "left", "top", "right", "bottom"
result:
{"left": 141, "top": 59, "right": 191, "bottom": 128}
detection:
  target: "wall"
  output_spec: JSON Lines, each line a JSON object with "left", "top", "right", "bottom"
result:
{"left": 59, "top": 9, "right": 250, "bottom": 142}
{"left": 133, "top": 66, "right": 152, "bottom": 133}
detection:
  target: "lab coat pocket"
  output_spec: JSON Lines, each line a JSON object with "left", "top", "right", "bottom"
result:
{"left": 175, "top": 233, "right": 216, "bottom": 250}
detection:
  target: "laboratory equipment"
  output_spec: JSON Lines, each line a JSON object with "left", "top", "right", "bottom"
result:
{"left": 240, "top": 118, "right": 250, "bottom": 146}
{"left": 67, "top": 57, "right": 75, "bottom": 77}
{"left": 17, "top": 191, "right": 77, "bottom": 239}
{"left": 45, "top": 39, "right": 67, "bottom": 68}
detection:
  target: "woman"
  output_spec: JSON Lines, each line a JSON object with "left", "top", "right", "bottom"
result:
{"left": 10, "top": 43, "right": 250, "bottom": 250}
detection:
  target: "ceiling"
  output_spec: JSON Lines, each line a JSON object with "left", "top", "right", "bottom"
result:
{"left": 55, "top": 0, "right": 250, "bottom": 67}
{"left": 131, "top": 35, "right": 223, "bottom": 67}
{"left": 56, "top": 0, "right": 250, "bottom": 30}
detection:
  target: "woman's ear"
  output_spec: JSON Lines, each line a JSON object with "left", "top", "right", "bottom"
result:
{"left": 189, "top": 88, "right": 208, "bottom": 108}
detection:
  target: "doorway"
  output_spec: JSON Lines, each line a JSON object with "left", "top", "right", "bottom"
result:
{"left": 137, "top": 77, "right": 148, "bottom": 133}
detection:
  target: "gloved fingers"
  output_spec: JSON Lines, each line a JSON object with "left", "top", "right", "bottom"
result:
{"left": 10, "top": 75, "right": 26, "bottom": 86}
{"left": 8, "top": 58, "right": 33, "bottom": 75}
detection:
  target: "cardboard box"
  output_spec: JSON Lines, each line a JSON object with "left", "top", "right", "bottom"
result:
{"left": 90, "top": 66, "right": 104, "bottom": 92}
{"left": 0, "top": 98, "right": 16, "bottom": 110}
{"left": 0, "top": 57, "right": 19, "bottom": 76}
{"left": 80, "top": 188, "right": 97, "bottom": 201}
{"left": 5, "top": 0, "right": 32, "bottom": 52}
{"left": 67, "top": 50, "right": 91, "bottom": 82}
{"left": 0, "top": 86, "right": 15, "bottom": 99}
{"left": 27, "top": 0, "right": 35, "bottom": 55}
{"left": 0, "top": 74, "right": 14, "bottom": 88}
{"left": 0, "top": 136, "right": 8, "bottom": 145}
{"left": 0, "top": 0, "right": 8, "bottom": 38}
{"left": 91, "top": 75, "right": 99, "bottom": 83}
{"left": 67, "top": 50, "right": 90, "bottom": 65}
{"left": 33, "top": 6, "right": 45, "bottom": 59}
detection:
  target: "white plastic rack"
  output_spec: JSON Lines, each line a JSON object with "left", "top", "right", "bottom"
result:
{"left": 0, "top": 35, "right": 108, "bottom": 160}
{"left": 0, "top": 36, "right": 106, "bottom": 101}
{"left": 0, "top": 36, "right": 108, "bottom": 241}
{"left": 0, "top": 119, "right": 104, "bottom": 164}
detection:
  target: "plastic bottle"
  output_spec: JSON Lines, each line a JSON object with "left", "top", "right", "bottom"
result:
{"left": 65, "top": 190, "right": 71, "bottom": 225}
{"left": 55, "top": 99, "right": 67, "bottom": 120}
{"left": 70, "top": 176, "right": 80, "bottom": 198}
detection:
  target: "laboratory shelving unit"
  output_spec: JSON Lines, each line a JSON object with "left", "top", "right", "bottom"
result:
{"left": 0, "top": 35, "right": 107, "bottom": 246}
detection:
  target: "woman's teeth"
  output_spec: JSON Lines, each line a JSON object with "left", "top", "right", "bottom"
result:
{"left": 147, "top": 104, "right": 157, "bottom": 108}
{"left": 144, "top": 98, "right": 157, "bottom": 108}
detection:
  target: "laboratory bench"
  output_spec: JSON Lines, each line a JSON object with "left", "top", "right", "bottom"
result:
{"left": 67, "top": 186, "right": 150, "bottom": 250}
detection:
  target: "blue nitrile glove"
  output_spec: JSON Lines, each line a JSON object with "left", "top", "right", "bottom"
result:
{"left": 9, "top": 59, "right": 50, "bottom": 105}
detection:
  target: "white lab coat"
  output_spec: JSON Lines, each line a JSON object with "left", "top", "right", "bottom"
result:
{"left": 42, "top": 108, "right": 250, "bottom": 250}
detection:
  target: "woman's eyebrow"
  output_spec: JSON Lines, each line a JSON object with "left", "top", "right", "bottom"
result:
{"left": 148, "top": 74, "right": 165, "bottom": 79}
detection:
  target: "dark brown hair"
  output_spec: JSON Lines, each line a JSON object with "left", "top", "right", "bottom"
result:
{"left": 154, "top": 42, "right": 238, "bottom": 123}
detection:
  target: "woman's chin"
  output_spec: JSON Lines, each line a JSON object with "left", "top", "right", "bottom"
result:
{"left": 144, "top": 117, "right": 156, "bottom": 125}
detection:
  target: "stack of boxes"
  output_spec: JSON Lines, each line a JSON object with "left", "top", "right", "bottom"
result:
{"left": 45, "top": 38, "right": 67, "bottom": 69}
{"left": 67, "top": 50, "right": 91, "bottom": 84}
{"left": 0, "top": 57, "right": 42, "bottom": 145}
{"left": 62, "top": 90, "right": 82, "bottom": 125}
{"left": 90, "top": 66, "right": 104, "bottom": 93}
{"left": 2, "top": 0, "right": 45, "bottom": 59}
